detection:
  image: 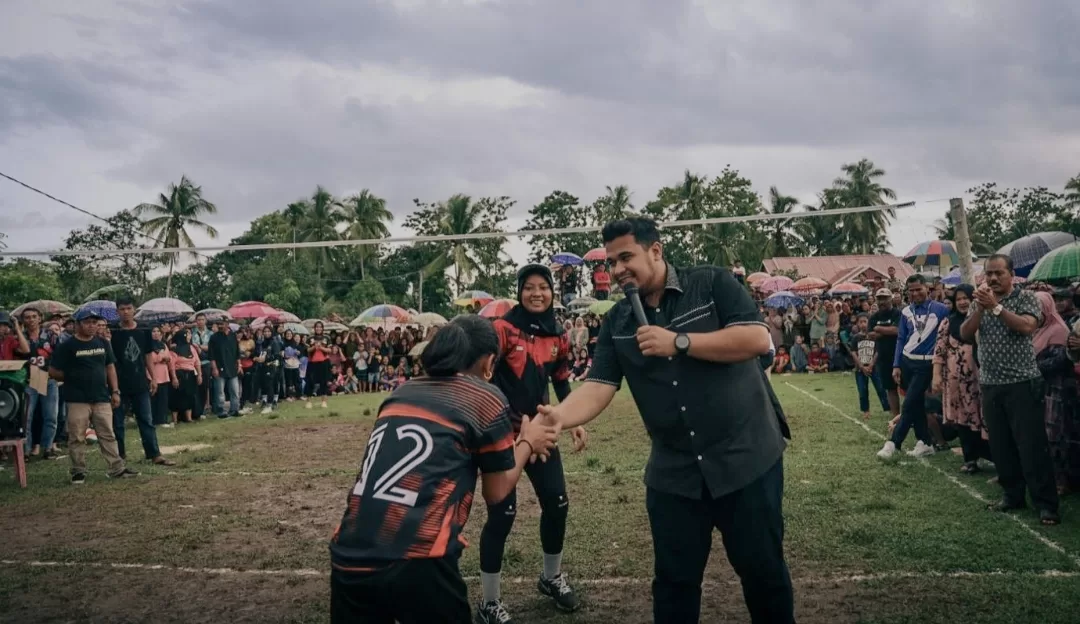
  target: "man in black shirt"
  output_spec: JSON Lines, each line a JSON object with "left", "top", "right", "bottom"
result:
{"left": 111, "top": 297, "right": 173, "bottom": 465}
{"left": 539, "top": 217, "right": 793, "bottom": 624}
{"left": 208, "top": 321, "right": 242, "bottom": 417}
{"left": 868, "top": 288, "right": 902, "bottom": 419}
{"left": 49, "top": 308, "right": 138, "bottom": 484}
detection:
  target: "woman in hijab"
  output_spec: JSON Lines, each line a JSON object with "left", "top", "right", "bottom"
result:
{"left": 149, "top": 326, "right": 176, "bottom": 427}
{"left": 476, "top": 264, "right": 587, "bottom": 623}
{"left": 931, "top": 285, "right": 988, "bottom": 473}
{"left": 1033, "top": 291, "right": 1080, "bottom": 496}
{"left": 169, "top": 329, "right": 202, "bottom": 424}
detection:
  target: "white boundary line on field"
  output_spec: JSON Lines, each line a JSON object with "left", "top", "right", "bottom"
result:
{"left": 784, "top": 382, "right": 1080, "bottom": 568}
{"left": 3, "top": 559, "right": 1077, "bottom": 585}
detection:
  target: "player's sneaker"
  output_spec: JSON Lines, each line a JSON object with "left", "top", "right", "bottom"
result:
{"left": 907, "top": 440, "right": 935, "bottom": 457}
{"left": 475, "top": 599, "right": 514, "bottom": 624}
{"left": 71, "top": 473, "right": 86, "bottom": 485}
{"left": 876, "top": 441, "right": 897, "bottom": 460}
{"left": 538, "top": 573, "right": 581, "bottom": 612}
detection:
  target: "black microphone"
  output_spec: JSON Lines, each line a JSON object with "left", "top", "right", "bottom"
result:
{"left": 624, "top": 285, "right": 649, "bottom": 327}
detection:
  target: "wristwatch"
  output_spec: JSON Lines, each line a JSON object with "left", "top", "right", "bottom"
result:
{"left": 991, "top": 304, "right": 1003, "bottom": 317}
{"left": 674, "top": 333, "right": 691, "bottom": 355}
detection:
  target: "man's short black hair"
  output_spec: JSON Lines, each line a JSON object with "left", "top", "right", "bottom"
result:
{"left": 195, "top": 312, "right": 207, "bottom": 320}
{"left": 906, "top": 274, "right": 926, "bottom": 285}
{"left": 115, "top": 295, "right": 136, "bottom": 308}
{"left": 986, "top": 253, "right": 1015, "bottom": 273}
{"left": 601, "top": 216, "right": 661, "bottom": 247}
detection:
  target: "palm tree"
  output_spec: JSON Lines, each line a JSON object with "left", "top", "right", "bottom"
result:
{"left": 932, "top": 212, "right": 994, "bottom": 255}
{"left": 593, "top": 184, "right": 634, "bottom": 225}
{"left": 832, "top": 158, "right": 897, "bottom": 254}
{"left": 344, "top": 190, "right": 394, "bottom": 280}
{"left": 297, "top": 186, "right": 346, "bottom": 282}
{"left": 1065, "top": 174, "right": 1080, "bottom": 210}
{"left": 133, "top": 175, "right": 218, "bottom": 297}
{"left": 423, "top": 194, "right": 488, "bottom": 295}
{"left": 763, "top": 186, "right": 799, "bottom": 258}
{"left": 793, "top": 201, "right": 845, "bottom": 256}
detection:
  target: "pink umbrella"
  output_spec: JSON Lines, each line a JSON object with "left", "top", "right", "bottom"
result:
{"left": 228, "top": 301, "right": 279, "bottom": 320}
{"left": 584, "top": 248, "right": 607, "bottom": 262}
{"left": 267, "top": 309, "right": 301, "bottom": 323}
{"left": 828, "top": 282, "right": 869, "bottom": 296}
{"left": 791, "top": 277, "right": 828, "bottom": 294}
{"left": 746, "top": 272, "right": 771, "bottom": 286}
{"left": 758, "top": 276, "right": 794, "bottom": 294}
{"left": 479, "top": 299, "right": 517, "bottom": 319}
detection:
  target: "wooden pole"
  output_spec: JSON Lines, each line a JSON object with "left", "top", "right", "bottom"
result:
{"left": 950, "top": 198, "right": 975, "bottom": 285}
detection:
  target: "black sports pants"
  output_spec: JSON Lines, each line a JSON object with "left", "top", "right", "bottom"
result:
{"left": 330, "top": 557, "right": 469, "bottom": 624}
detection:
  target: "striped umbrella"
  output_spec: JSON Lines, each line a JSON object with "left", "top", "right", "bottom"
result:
{"left": 903, "top": 240, "right": 960, "bottom": 267}
{"left": 758, "top": 276, "right": 794, "bottom": 294}
{"left": 997, "top": 232, "right": 1077, "bottom": 277}
{"left": 350, "top": 304, "right": 412, "bottom": 327}
{"left": 827, "top": 282, "right": 869, "bottom": 296}
{"left": 479, "top": 299, "right": 517, "bottom": 318}
{"left": 791, "top": 277, "right": 828, "bottom": 295}
{"left": 746, "top": 272, "right": 771, "bottom": 286}
{"left": 453, "top": 290, "right": 494, "bottom": 307}
{"left": 1028, "top": 243, "right": 1080, "bottom": 282}
{"left": 583, "top": 248, "right": 607, "bottom": 262}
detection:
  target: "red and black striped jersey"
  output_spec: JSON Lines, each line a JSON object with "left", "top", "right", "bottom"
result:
{"left": 491, "top": 319, "right": 571, "bottom": 428}
{"left": 330, "top": 374, "right": 516, "bottom": 571}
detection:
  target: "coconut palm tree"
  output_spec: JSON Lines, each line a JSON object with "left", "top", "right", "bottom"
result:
{"left": 297, "top": 186, "right": 346, "bottom": 282}
{"left": 423, "top": 194, "right": 488, "bottom": 295}
{"left": 133, "top": 175, "right": 218, "bottom": 297}
{"left": 593, "top": 184, "right": 634, "bottom": 225}
{"left": 763, "top": 186, "right": 799, "bottom": 258}
{"left": 832, "top": 158, "right": 896, "bottom": 254}
{"left": 344, "top": 189, "right": 394, "bottom": 280}
{"left": 1065, "top": 174, "right": 1080, "bottom": 210}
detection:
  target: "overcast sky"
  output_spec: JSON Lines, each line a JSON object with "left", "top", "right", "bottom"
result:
{"left": 2, "top": 0, "right": 1078, "bottom": 270}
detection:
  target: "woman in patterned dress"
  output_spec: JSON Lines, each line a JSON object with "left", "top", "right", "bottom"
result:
{"left": 1033, "top": 291, "right": 1080, "bottom": 495}
{"left": 932, "top": 285, "right": 989, "bottom": 473}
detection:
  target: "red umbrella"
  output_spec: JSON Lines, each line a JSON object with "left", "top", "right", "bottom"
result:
{"left": 827, "top": 282, "right": 868, "bottom": 296}
{"left": 791, "top": 277, "right": 828, "bottom": 294}
{"left": 227, "top": 301, "right": 279, "bottom": 320}
{"left": 479, "top": 299, "right": 517, "bottom": 318}
{"left": 584, "top": 248, "right": 607, "bottom": 262}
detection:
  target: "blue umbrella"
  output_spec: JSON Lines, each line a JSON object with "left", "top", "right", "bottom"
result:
{"left": 941, "top": 265, "right": 983, "bottom": 286}
{"left": 76, "top": 300, "right": 119, "bottom": 323}
{"left": 551, "top": 252, "right": 584, "bottom": 266}
{"left": 764, "top": 291, "right": 804, "bottom": 310}
{"left": 997, "top": 232, "right": 1077, "bottom": 277}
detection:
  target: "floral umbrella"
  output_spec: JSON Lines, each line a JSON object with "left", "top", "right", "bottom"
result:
{"left": 479, "top": 299, "right": 517, "bottom": 318}
{"left": 583, "top": 248, "right": 607, "bottom": 262}
{"left": 228, "top": 301, "right": 279, "bottom": 320}
{"left": 903, "top": 240, "right": 960, "bottom": 267}
{"left": 76, "top": 300, "right": 119, "bottom": 323}
{"left": 12, "top": 300, "right": 74, "bottom": 318}
{"left": 350, "top": 304, "right": 412, "bottom": 327}
{"left": 758, "top": 275, "right": 794, "bottom": 294}
{"left": 764, "top": 291, "right": 804, "bottom": 310}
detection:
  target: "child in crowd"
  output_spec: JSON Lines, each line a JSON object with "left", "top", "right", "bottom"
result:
{"left": 790, "top": 334, "right": 809, "bottom": 373}
{"left": 848, "top": 314, "right": 891, "bottom": 420}
{"left": 343, "top": 367, "right": 360, "bottom": 394}
{"left": 366, "top": 352, "right": 381, "bottom": 393}
{"left": 807, "top": 343, "right": 830, "bottom": 373}
{"left": 569, "top": 348, "right": 591, "bottom": 381}
{"left": 772, "top": 345, "right": 793, "bottom": 374}
{"left": 410, "top": 363, "right": 422, "bottom": 379}
{"left": 379, "top": 357, "right": 395, "bottom": 391}
{"left": 353, "top": 348, "right": 368, "bottom": 392}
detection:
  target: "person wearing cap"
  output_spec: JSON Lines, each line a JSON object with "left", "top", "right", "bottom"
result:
{"left": 48, "top": 308, "right": 138, "bottom": 484}
{"left": 537, "top": 217, "right": 793, "bottom": 624}
{"left": 475, "top": 263, "right": 588, "bottom": 623}
{"left": 868, "top": 288, "right": 902, "bottom": 421}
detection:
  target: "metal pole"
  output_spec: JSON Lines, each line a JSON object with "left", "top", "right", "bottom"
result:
{"left": 418, "top": 270, "right": 423, "bottom": 313}
{"left": 950, "top": 198, "right": 975, "bottom": 285}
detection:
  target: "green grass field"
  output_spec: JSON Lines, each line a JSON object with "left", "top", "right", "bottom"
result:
{"left": 2, "top": 373, "right": 1079, "bottom": 623}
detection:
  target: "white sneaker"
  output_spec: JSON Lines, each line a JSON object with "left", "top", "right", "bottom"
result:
{"left": 321, "top": 400, "right": 328, "bottom": 409}
{"left": 907, "top": 440, "right": 935, "bottom": 457}
{"left": 261, "top": 406, "right": 272, "bottom": 415}
{"left": 305, "top": 401, "right": 313, "bottom": 409}
{"left": 239, "top": 407, "right": 253, "bottom": 415}
{"left": 876, "top": 441, "right": 897, "bottom": 459}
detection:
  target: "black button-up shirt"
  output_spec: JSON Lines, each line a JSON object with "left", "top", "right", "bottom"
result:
{"left": 586, "top": 263, "right": 789, "bottom": 500}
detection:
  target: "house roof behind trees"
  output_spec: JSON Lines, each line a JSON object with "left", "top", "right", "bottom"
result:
{"left": 762, "top": 255, "right": 915, "bottom": 283}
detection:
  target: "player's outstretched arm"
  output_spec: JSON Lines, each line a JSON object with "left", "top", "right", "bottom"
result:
{"left": 538, "top": 380, "right": 616, "bottom": 430}
{"left": 481, "top": 415, "right": 560, "bottom": 504}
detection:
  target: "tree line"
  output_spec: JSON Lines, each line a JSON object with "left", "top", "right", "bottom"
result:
{"left": 2, "top": 164, "right": 1078, "bottom": 319}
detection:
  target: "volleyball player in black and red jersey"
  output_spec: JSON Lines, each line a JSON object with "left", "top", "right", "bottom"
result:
{"left": 329, "top": 315, "right": 560, "bottom": 624}
{"left": 476, "top": 264, "right": 589, "bottom": 624}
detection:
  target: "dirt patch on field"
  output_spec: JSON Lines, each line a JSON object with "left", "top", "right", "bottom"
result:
{"left": 197, "top": 422, "right": 373, "bottom": 472}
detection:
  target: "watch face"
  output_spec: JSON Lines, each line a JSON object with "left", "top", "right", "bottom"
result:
{"left": 675, "top": 334, "right": 690, "bottom": 350}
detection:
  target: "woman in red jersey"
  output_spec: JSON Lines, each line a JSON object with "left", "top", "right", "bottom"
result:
{"left": 329, "top": 315, "right": 560, "bottom": 624}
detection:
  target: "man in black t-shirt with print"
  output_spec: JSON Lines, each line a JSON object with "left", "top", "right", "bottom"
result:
{"left": 110, "top": 297, "right": 174, "bottom": 466}
{"left": 868, "top": 288, "right": 901, "bottom": 419}
{"left": 49, "top": 308, "right": 138, "bottom": 485}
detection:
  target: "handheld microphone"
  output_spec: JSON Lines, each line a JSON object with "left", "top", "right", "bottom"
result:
{"left": 624, "top": 285, "right": 649, "bottom": 327}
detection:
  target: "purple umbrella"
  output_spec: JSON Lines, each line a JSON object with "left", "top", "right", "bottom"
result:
{"left": 76, "top": 300, "right": 119, "bottom": 323}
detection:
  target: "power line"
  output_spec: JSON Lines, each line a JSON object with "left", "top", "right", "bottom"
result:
{"left": 0, "top": 170, "right": 214, "bottom": 262}
{"left": 1, "top": 202, "right": 918, "bottom": 257}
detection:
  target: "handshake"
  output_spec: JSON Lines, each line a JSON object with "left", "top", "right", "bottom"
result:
{"left": 517, "top": 404, "right": 589, "bottom": 464}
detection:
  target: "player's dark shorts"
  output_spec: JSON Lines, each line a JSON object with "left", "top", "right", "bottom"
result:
{"left": 330, "top": 556, "right": 468, "bottom": 624}
{"left": 876, "top": 356, "right": 897, "bottom": 391}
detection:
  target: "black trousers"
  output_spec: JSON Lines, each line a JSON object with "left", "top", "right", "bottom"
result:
{"left": 195, "top": 362, "right": 212, "bottom": 419}
{"left": 982, "top": 380, "right": 1059, "bottom": 512}
{"left": 330, "top": 557, "right": 469, "bottom": 624}
{"left": 307, "top": 361, "right": 331, "bottom": 397}
{"left": 646, "top": 458, "right": 794, "bottom": 624}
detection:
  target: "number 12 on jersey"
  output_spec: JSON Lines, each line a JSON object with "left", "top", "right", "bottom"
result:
{"left": 352, "top": 422, "right": 435, "bottom": 507}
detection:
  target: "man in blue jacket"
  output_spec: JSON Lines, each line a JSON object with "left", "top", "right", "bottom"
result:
{"left": 877, "top": 274, "right": 950, "bottom": 460}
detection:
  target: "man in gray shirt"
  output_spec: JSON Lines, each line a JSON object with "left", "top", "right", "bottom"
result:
{"left": 960, "top": 254, "right": 1059, "bottom": 525}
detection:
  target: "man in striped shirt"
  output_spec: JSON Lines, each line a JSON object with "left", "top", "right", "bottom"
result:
{"left": 877, "top": 274, "right": 951, "bottom": 460}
